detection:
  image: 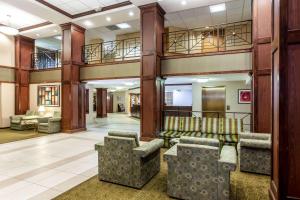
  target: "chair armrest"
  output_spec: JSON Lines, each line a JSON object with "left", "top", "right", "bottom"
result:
{"left": 240, "top": 138, "right": 271, "bottom": 149}
{"left": 49, "top": 117, "right": 61, "bottom": 122}
{"left": 219, "top": 145, "right": 237, "bottom": 171}
{"left": 95, "top": 142, "right": 104, "bottom": 151}
{"left": 239, "top": 132, "right": 270, "bottom": 140}
{"left": 163, "top": 145, "right": 178, "bottom": 161}
{"left": 133, "top": 139, "right": 163, "bottom": 158}
{"left": 38, "top": 117, "right": 50, "bottom": 123}
{"left": 10, "top": 115, "right": 23, "bottom": 122}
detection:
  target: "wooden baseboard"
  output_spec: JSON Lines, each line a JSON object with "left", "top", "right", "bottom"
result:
{"left": 62, "top": 127, "right": 87, "bottom": 133}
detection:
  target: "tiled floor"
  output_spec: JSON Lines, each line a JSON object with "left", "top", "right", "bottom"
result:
{"left": 0, "top": 113, "right": 140, "bottom": 200}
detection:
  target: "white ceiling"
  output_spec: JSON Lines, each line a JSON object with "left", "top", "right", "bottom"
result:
{"left": 0, "top": 0, "right": 252, "bottom": 41}
{"left": 0, "top": 1, "right": 46, "bottom": 29}
{"left": 85, "top": 78, "right": 140, "bottom": 91}
{"left": 165, "top": 73, "right": 251, "bottom": 84}
{"left": 45, "top": 0, "right": 129, "bottom": 15}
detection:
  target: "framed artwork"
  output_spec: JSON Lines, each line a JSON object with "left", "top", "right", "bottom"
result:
{"left": 238, "top": 89, "right": 251, "bottom": 104}
{"left": 38, "top": 85, "right": 60, "bottom": 107}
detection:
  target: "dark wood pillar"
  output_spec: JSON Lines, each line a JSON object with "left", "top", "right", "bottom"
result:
{"left": 270, "top": 0, "right": 300, "bottom": 199}
{"left": 14, "top": 36, "right": 34, "bottom": 114}
{"left": 252, "top": 0, "right": 272, "bottom": 133}
{"left": 60, "top": 23, "right": 86, "bottom": 133}
{"left": 96, "top": 88, "right": 107, "bottom": 118}
{"left": 139, "top": 3, "right": 165, "bottom": 141}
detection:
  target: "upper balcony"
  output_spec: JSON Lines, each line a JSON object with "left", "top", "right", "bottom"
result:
{"left": 82, "top": 20, "right": 252, "bottom": 66}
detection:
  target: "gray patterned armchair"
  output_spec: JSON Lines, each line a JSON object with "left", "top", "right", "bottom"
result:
{"left": 10, "top": 110, "right": 39, "bottom": 130}
{"left": 164, "top": 137, "right": 237, "bottom": 200}
{"left": 239, "top": 132, "right": 271, "bottom": 175}
{"left": 95, "top": 131, "right": 164, "bottom": 189}
{"left": 37, "top": 111, "right": 61, "bottom": 134}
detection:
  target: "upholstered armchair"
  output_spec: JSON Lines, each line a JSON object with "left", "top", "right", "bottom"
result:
{"left": 37, "top": 111, "right": 61, "bottom": 134}
{"left": 95, "top": 131, "right": 164, "bottom": 189}
{"left": 239, "top": 132, "right": 271, "bottom": 175}
{"left": 164, "top": 137, "right": 237, "bottom": 200}
{"left": 10, "top": 110, "right": 39, "bottom": 130}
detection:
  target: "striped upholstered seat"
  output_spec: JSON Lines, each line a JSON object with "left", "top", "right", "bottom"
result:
{"left": 218, "top": 118, "right": 243, "bottom": 143}
{"left": 159, "top": 131, "right": 201, "bottom": 147}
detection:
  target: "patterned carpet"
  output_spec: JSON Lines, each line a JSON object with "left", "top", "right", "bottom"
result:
{"left": 55, "top": 149, "right": 270, "bottom": 200}
{"left": 0, "top": 128, "right": 46, "bottom": 144}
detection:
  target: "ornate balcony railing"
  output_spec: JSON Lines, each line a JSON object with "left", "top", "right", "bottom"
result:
{"left": 82, "top": 37, "right": 141, "bottom": 64}
{"left": 163, "top": 20, "right": 252, "bottom": 56}
{"left": 32, "top": 50, "right": 61, "bottom": 69}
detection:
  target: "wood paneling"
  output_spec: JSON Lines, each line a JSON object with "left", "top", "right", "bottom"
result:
{"left": 14, "top": 35, "right": 34, "bottom": 114}
{"left": 140, "top": 3, "right": 165, "bottom": 141}
{"left": 270, "top": 0, "right": 300, "bottom": 199}
{"left": 252, "top": 0, "right": 272, "bottom": 133}
{"left": 60, "top": 23, "right": 86, "bottom": 133}
{"left": 96, "top": 88, "right": 107, "bottom": 118}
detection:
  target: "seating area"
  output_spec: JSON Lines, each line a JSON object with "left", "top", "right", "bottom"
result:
{"left": 93, "top": 131, "right": 270, "bottom": 200}
{"left": 10, "top": 110, "right": 61, "bottom": 133}
{"left": 160, "top": 116, "right": 243, "bottom": 148}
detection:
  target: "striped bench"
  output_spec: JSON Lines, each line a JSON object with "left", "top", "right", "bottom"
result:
{"left": 159, "top": 116, "right": 243, "bottom": 148}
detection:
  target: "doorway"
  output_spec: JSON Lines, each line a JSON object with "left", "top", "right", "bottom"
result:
{"left": 202, "top": 86, "right": 226, "bottom": 118}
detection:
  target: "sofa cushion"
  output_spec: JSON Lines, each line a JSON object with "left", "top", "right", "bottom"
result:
{"left": 218, "top": 118, "right": 243, "bottom": 134}
{"left": 181, "top": 117, "right": 202, "bottom": 132}
{"left": 180, "top": 136, "right": 219, "bottom": 147}
{"left": 108, "top": 131, "right": 140, "bottom": 147}
{"left": 164, "top": 116, "right": 181, "bottom": 131}
{"left": 202, "top": 117, "right": 219, "bottom": 134}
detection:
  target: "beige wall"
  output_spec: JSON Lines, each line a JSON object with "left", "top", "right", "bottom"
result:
{"left": 30, "top": 69, "right": 61, "bottom": 83}
{"left": 0, "top": 83, "right": 15, "bottom": 127}
{"left": 113, "top": 91, "right": 128, "bottom": 113}
{"left": 80, "top": 62, "right": 140, "bottom": 81}
{"left": 161, "top": 52, "right": 252, "bottom": 75}
{"left": 29, "top": 83, "right": 62, "bottom": 115}
{"left": 0, "top": 33, "right": 15, "bottom": 67}
{"left": 192, "top": 80, "right": 251, "bottom": 130}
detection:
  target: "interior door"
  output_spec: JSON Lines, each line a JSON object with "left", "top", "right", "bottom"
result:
{"left": 202, "top": 87, "right": 226, "bottom": 118}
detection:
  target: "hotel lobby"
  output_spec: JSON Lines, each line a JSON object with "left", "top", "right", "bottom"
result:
{"left": 0, "top": 0, "right": 299, "bottom": 199}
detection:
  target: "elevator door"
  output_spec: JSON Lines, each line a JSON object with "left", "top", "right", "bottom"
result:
{"left": 202, "top": 87, "right": 226, "bottom": 118}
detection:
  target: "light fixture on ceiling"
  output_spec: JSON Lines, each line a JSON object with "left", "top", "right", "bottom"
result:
{"left": 124, "top": 82, "right": 134, "bottom": 86}
{"left": 116, "top": 23, "right": 131, "bottom": 29}
{"left": 0, "top": 15, "right": 19, "bottom": 36}
{"left": 197, "top": 78, "right": 209, "bottom": 83}
{"left": 106, "top": 17, "right": 111, "bottom": 22}
{"left": 53, "top": 29, "right": 58, "bottom": 33}
{"left": 116, "top": 86, "right": 124, "bottom": 90}
{"left": 129, "top": 11, "right": 134, "bottom": 16}
{"left": 205, "top": 26, "right": 209, "bottom": 29}
{"left": 181, "top": 0, "right": 187, "bottom": 5}
{"left": 209, "top": 3, "right": 226, "bottom": 13}
{"left": 110, "top": 89, "right": 116, "bottom": 92}
{"left": 84, "top": 20, "right": 93, "bottom": 27}
{"left": 54, "top": 35, "right": 62, "bottom": 40}
{"left": 36, "top": 33, "right": 40, "bottom": 37}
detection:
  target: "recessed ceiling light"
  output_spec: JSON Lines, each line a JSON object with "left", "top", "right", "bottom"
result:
{"left": 129, "top": 11, "right": 134, "bottom": 16}
{"left": 106, "top": 17, "right": 111, "bottom": 22}
{"left": 210, "top": 3, "right": 226, "bottom": 13}
{"left": 181, "top": 0, "right": 187, "bottom": 5}
{"left": 116, "top": 23, "right": 131, "bottom": 29}
{"left": 53, "top": 29, "right": 57, "bottom": 33}
{"left": 116, "top": 86, "right": 124, "bottom": 90}
{"left": 197, "top": 78, "right": 209, "bottom": 83}
{"left": 124, "top": 82, "right": 134, "bottom": 86}
{"left": 36, "top": 33, "right": 40, "bottom": 37}
{"left": 54, "top": 35, "right": 62, "bottom": 40}
{"left": 84, "top": 20, "right": 93, "bottom": 27}
{"left": 0, "top": 25, "right": 19, "bottom": 36}
{"left": 205, "top": 26, "right": 209, "bottom": 29}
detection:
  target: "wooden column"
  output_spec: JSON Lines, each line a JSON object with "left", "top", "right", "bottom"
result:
{"left": 270, "top": 0, "right": 300, "bottom": 199}
{"left": 139, "top": 3, "right": 165, "bottom": 141}
{"left": 14, "top": 36, "right": 34, "bottom": 114}
{"left": 60, "top": 23, "right": 86, "bottom": 133}
{"left": 252, "top": 0, "right": 273, "bottom": 133}
{"left": 96, "top": 88, "right": 107, "bottom": 118}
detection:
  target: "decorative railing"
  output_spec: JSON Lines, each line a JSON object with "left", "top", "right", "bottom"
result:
{"left": 32, "top": 50, "right": 61, "bottom": 69}
{"left": 163, "top": 110, "right": 252, "bottom": 131}
{"left": 163, "top": 20, "right": 252, "bottom": 56}
{"left": 82, "top": 37, "right": 141, "bottom": 64}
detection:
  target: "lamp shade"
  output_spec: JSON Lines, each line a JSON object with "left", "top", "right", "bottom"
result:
{"left": 38, "top": 105, "right": 45, "bottom": 112}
